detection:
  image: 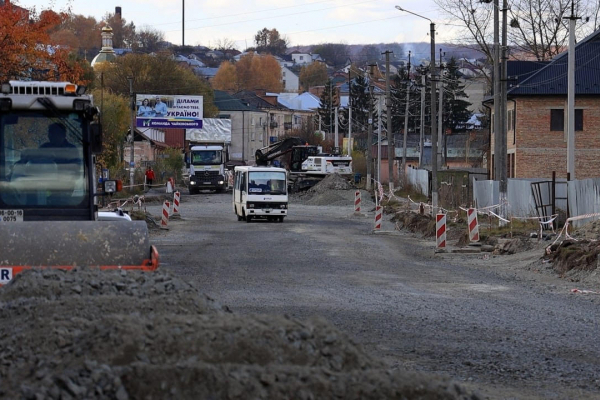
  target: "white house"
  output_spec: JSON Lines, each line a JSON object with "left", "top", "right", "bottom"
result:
{"left": 290, "top": 52, "right": 322, "bottom": 65}
{"left": 281, "top": 66, "right": 299, "bottom": 92}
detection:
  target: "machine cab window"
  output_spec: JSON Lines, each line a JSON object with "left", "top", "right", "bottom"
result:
{"left": 0, "top": 112, "right": 86, "bottom": 207}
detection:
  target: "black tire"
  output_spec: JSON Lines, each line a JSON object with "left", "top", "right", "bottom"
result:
{"left": 237, "top": 213, "right": 243, "bottom": 221}
{"left": 279, "top": 216, "right": 284, "bottom": 223}
{"left": 246, "top": 215, "right": 252, "bottom": 223}
{"left": 188, "top": 188, "right": 196, "bottom": 195}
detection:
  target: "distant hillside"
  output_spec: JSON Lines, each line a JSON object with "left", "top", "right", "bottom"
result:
{"left": 287, "top": 42, "right": 484, "bottom": 64}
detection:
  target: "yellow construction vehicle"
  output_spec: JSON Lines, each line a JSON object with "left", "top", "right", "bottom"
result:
{"left": 0, "top": 81, "right": 158, "bottom": 286}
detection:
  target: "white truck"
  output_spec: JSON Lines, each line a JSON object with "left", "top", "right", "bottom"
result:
{"left": 186, "top": 119, "right": 232, "bottom": 194}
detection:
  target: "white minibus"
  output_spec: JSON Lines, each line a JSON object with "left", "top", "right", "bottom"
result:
{"left": 233, "top": 166, "right": 288, "bottom": 222}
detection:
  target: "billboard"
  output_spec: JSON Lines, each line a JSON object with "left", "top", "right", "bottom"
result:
{"left": 136, "top": 94, "right": 203, "bottom": 129}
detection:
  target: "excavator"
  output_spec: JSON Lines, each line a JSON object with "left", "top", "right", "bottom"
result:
{"left": 0, "top": 81, "right": 158, "bottom": 286}
{"left": 255, "top": 137, "right": 353, "bottom": 191}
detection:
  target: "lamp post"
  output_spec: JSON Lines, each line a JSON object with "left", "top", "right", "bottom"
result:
{"left": 395, "top": 5, "right": 438, "bottom": 213}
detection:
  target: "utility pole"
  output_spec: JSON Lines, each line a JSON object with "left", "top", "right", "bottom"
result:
{"left": 565, "top": 1, "right": 580, "bottom": 179}
{"left": 384, "top": 50, "right": 394, "bottom": 191}
{"left": 438, "top": 48, "right": 444, "bottom": 167}
{"left": 419, "top": 70, "right": 425, "bottom": 168}
{"left": 128, "top": 77, "right": 135, "bottom": 189}
{"left": 329, "top": 80, "right": 333, "bottom": 142}
{"left": 377, "top": 92, "right": 382, "bottom": 185}
{"left": 430, "top": 22, "right": 438, "bottom": 214}
{"left": 402, "top": 51, "right": 412, "bottom": 181}
{"left": 367, "top": 64, "right": 376, "bottom": 191}
{"left": 182, "top": 0, "right": 185, "bottom": 46}
{"left": 499, "top": 0, "right": 509, "bottom": 219}
{"left": 348, "top": 68, "right": 353, "bottom": 157}
{"left": 395, "top": 5, "right": 437, "bottom": 211}
{"left": 334, "top": 106, "right": 339, "bottom": 150}
{"left": 493, "top": 0, "right": 501, "bottom": 199}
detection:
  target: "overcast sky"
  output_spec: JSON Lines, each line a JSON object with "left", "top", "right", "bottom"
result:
{"left": 15, "top": 0, "right": 465, "bottom": 51}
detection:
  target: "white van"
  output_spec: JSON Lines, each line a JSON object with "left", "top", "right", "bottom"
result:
{"left": 233, "top": 166, "right": 288, "bottom": 222}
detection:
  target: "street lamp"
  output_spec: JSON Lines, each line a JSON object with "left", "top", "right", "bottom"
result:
{"left": 395, "top": 5, "right": 439, "bottom": 214}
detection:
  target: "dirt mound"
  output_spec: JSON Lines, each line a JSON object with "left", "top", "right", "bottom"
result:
{"left": 392, "top": 211, "right": 436, "bottom": 237}
{"left": 545, "top": 240, "right": 600, "bottom": 277}
{"left": 291, "top": 174, "right": 373, "bottom": 208}
{"left": 308, "top": 173, "right": 354, "bottom": 192}
{"left": 0, "top": 268, "right": 478, "bottom": 400}
{"left": 570, "top": 219, "right": 600, "bottom": 241}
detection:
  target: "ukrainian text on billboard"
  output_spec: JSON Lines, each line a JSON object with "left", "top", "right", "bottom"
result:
{"left": 135, "top": 94, "right": 203, "bottom": 128}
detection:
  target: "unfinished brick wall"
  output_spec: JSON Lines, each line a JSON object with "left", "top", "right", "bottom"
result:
{"left": 512, "top": 96, "right": 600, "bottom": 179}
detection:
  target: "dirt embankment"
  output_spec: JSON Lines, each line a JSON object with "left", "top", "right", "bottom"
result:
{"left": 0, "top": 268, "right": 479, "bottom": 400}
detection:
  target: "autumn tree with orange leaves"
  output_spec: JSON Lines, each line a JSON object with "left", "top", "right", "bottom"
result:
{"left": 0, "top": 3, "right": 89, "bottom": 84}
{"left": 213, "top": 53, "right": 283, "bottom": 93}
{"left": 212, "top": 61, "right": 238, "bottom": 92}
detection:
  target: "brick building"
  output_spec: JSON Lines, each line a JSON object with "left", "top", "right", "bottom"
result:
{"left": 488, "top": 29, "right": 600, "bottom": 180}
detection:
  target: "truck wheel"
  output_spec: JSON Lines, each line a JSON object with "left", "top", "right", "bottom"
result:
{"left": 279, "top": 217, "right": 284, "bottom": 223}
{"left": 246, "top": 215, "right": 252, "bottom": 223}
{"left": 188, "top": 188, "right": 196, "bottom": 195}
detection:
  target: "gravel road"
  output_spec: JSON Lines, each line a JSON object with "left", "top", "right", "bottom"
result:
{"left": 146, "top": 188, "right": 600, "bottom": 400}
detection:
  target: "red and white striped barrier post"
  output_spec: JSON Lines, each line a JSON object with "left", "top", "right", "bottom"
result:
{"left": 161, "top": 200, "right": 170, "bottom": 229}
{"left": 374, "top": 206, "right": 382, "bottom": 230}
{"left": 354, "top": 190, "right": 361, "bottom": 213}
{"left": 172, "top": 191, "right": 181, "bottom": 217}
{"left": 467, "top": 208, "right": 480, "bottom": 242}
{"left": 436, "top": 213, "right": 446, "bottom": 249}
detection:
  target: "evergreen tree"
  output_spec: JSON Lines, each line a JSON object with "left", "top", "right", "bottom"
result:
{"left": 441, "top": 57, "right": 472, "bottom": 132}
{"left": 318, "top": 79, "right": 335, "bottom": 134}
{"left": 349, "top": 74, "right": 378, "bottom": 136}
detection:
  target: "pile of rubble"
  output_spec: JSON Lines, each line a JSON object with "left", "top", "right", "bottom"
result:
{"left": 292, "top": 174, "right": 376, "bottom": 209}
{"left": 0, "top": 268, "right": 479, "bottom": 400}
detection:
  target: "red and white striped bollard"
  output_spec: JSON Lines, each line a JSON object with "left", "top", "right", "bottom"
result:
{"left": 374, "top": 206, "right": 382, "bottom": 230}
{"left": 354, "top": 190, "right": 361, "bottom": 213}
{"left": 173, "top": 191, "right": 181, "bottom": 217}
{"left": 161, "top": 200, "right": 170, "bottom": 229}
{"left": 436, "top": 213, "right": 446, "bottom": 249}
{"left": 467, "top": 208, "right": 480, "bottom": 242}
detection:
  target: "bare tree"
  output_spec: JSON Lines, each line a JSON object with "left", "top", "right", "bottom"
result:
{"left": 435, "top": 0, "right": 598, "bottom": 86}
{"left": 213, "top": 37, "right": 237, "bottom": 51}
{"left": 134, "top": 26, "right": 164, "bottom": 53}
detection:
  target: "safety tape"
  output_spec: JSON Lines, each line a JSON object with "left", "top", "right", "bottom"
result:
{"left": 571, "top": 288, "right": 600, "bottom": 295}
{"left": 547, "top": 212, "right": 600, "bottom": 252}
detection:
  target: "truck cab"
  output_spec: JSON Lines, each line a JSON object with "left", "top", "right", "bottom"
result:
{"left": 188, "top": 145, "right": 227, "bottom": 194}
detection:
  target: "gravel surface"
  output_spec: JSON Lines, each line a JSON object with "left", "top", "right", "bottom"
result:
{"left": 0, "top": 268, "right": 481, "bottom": 399}
{"left": 4, "top": 180, "right": 599, "bottom": 399}
{"left": 145, "top": 185, "right": 600, "bottom": 400}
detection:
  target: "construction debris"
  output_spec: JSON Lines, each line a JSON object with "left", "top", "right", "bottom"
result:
{"left": 0, "top": 268, "right": 479, "bottom": 400}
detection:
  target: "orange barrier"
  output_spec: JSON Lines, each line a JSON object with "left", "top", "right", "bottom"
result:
{"left": 0, "top": 246, "right": 159, "bottom": 287}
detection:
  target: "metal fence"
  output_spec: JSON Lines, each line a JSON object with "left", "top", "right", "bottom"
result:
{"left": 406, "top": 167, "right": 429, "bottom": 197}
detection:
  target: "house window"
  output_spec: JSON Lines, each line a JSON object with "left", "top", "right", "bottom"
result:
{"left": 550, "top": 109, "right": 563, "bottom": 131}
{"left": 300, "top": 56, "right": 304, "bottom": 60}
{"left": 283, "top": 71, "right": 286, "bottom": 77}
{"left": 283, "top": 80, "right": 286, "bottom": 87}
{"left": 550, "top": 109, "right": 583, "bottom": 131}
{"left": 575, "top": 109, "right": 584, "bottom": 131}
